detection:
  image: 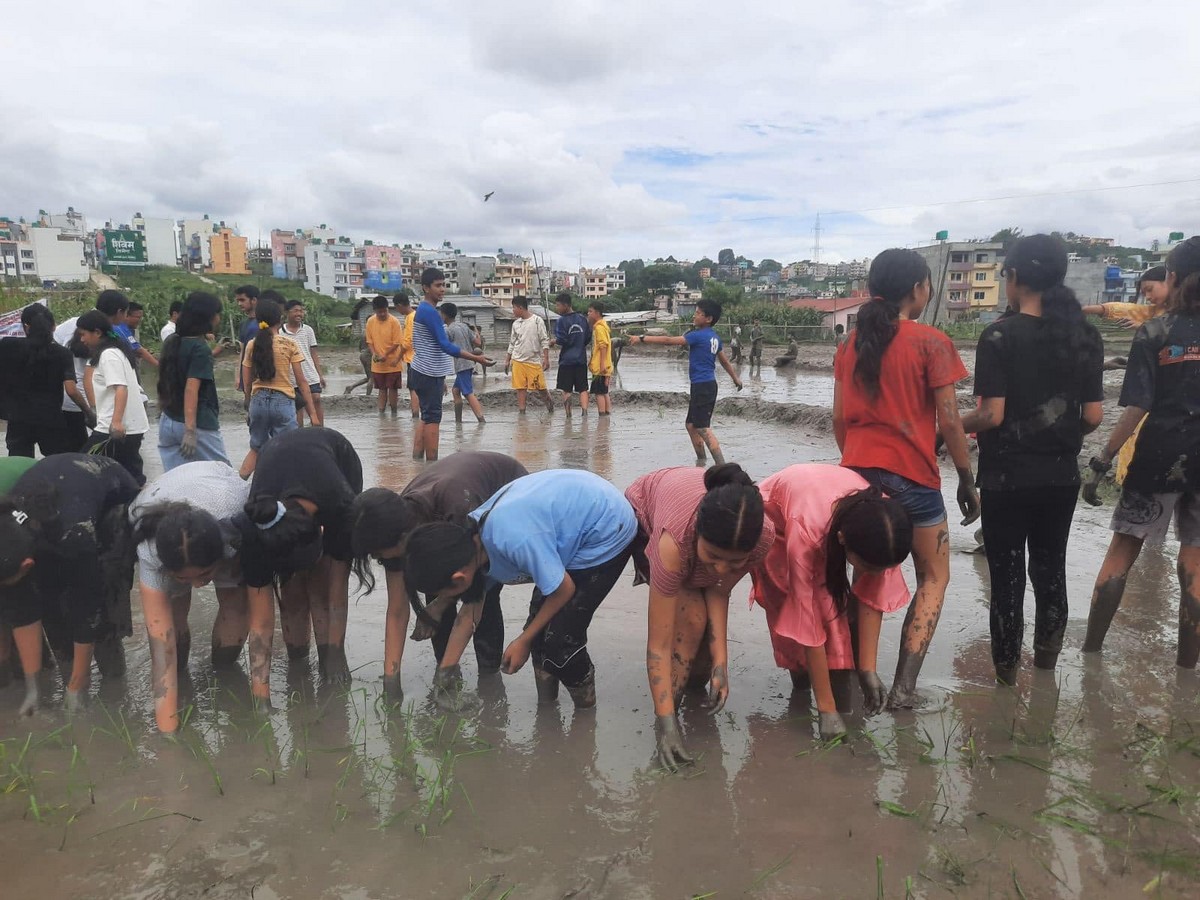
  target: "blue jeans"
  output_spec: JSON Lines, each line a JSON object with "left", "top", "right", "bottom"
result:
{"left": 851, "top": 466, "right": 947, "bottom": 528}
{"left": 249, "top": 389, "right": 298, "bottom": 450}
{"left": 158, "top": 415, "right": 229, "bottom": 471}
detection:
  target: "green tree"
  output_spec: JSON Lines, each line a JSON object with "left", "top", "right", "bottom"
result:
{"left": 702, "top": 280, "right": 744, "bottom": 306}
{"left": 757, "top": 258, "right": 782, "bottom": 274}
{"left": 717, "top": 248, "right": 736, "bottom": 267}
{"left": 990, "top": 227, "right": 1023, "bottom": 251}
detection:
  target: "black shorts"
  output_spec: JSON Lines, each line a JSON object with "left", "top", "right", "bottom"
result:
{"left": 686, "top": 381, "right": 718, "bottom": 429}
{"left": 556, "top": 364, "right": 589, "bottom": 393}
{"left": 590, "top": 375, "right": 609, "bottom": 396}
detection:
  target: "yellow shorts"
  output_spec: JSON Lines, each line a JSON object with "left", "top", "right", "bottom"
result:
{"left": 511, "top": 360, "right": 546, "bottom": 391}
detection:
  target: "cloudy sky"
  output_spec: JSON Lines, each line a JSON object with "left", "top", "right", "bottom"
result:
{"left": 4, "top": 0, "right": 1198, "bottom": 266}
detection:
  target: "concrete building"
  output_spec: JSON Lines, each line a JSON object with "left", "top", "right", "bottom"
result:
{"left": 916, "top": 241, "right": 1005, "bottom": 322}
{"left": 1064, "top": 259, "right": 1107, "bottom": 305}
{"left": 37, "top": 207, "right": 87, "bottom": 238}
{"left": 131, "top": 213, "right": 179, "bottom": 267}
{"left": 180, "top": 215, "right": 218, "bottom": 268}
{"left": 788, "top": 294, "right": 871, "bottom": 334}
{"left": 579, "top": 269, "right": 609, "bottom": 298}
{"left": 29, "top": 225, "right": 89, "bottom": 283}
{"left": 477, "top": 254, "right": 529, "bottom": 306}
{"left": 207, "top": 227, "right": 250, "bottom": 275}
{"left": 305, "top": 240, "right": 365, "bottom": 299}
{"left": 431, "top": 253, "right": 497, "bottom": 294}
{"left": 271, "top": 229, "right": 309, "bottom": 280}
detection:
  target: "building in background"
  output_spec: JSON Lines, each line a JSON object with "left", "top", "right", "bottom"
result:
{"left": 580, "top": 269, "right": 608, "bottom": 298}
{"left": 916, "top": 240, "right": 1005, "bottom": 322}
{"left": 363, "top": 243, "right": 407, "bottom": 293}
{"left": 179, "top": 215, "right": 218, "bottom": 269}
{"left": 305, "top": 239, "right": 364, "bottom": 299}
{"left": 131, "top": 213, "right": 178, "bottom": 266}
{"left": 271, "top": 229, "right": 309, "bottom": 280}
{"left": 788, "top": 293, "right": 871, "bottom": 333}
{"left": 29, "top": 224, "right": 89, "bottom": 283}
{"left": 477, "top": 253, "right": 529, "bottom": 306}
{"left": 207, "top": 227, "right": 250, "bottom": 275}
{"left": 37, "top": 207, "right": 87, "bottom": 238}
{"left": 431, "top": 252, "right": 496, "bottom": 294}
{"left": 0, "top": 219, "right": 37, "bottom": 281}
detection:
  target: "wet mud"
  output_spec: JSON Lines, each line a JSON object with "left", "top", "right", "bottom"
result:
{"left": 3, "top": 355, "right": 1200, "bottom": 898}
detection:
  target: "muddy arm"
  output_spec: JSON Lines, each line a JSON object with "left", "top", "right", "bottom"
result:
{"left": 959, "top": 396, "right": 1005, "bottom": 435}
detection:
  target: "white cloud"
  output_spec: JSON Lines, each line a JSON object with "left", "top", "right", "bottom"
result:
{"left": 2, "top": 0, "right": 1197, "bottom": 264}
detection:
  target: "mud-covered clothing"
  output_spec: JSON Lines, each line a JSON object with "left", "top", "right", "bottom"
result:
{"left": 750, "top": 465, "right": 910, "bottom": 671}
{"left": 239, "top": 428, "right": 363, "bottom": 588}
{"left": 131, "top": 462, "right": 250, "bottom": 594}
{"left": 3, "top": 455, "right": 138, "bottom": 643}
{"left": 1120, "top": 314, "right": 1200, "bottom": 494}
{"left": 982, "top": 485, "right": 1078, "bottom": 673}
{"left": 160, "top": 336, "right": 221, "bottom": 432}
{"left": 626, "top": 466, "right": 775, "bottom": 595}
{"left": 555, "top": 312, "right": 591, "bottom": 367}
{"left": 835, "top": 319, "right": 968, "bottom": 490}
{"left": 402, "top": 451, "right": 529, "bottom": 527}
{"left": 0, "top": 336, "right": 76, "bottom": 431}
{"left": 973, "top": 314, "right": 1104, "bottom": 491}
{"left": 749, "top": 326, "right": 764, "bottom": 360}
{"left": 468, "top": 469, "right": 637, "bottom": 595}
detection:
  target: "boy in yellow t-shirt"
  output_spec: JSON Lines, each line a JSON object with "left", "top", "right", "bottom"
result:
{"left": 587, "top": 301, "right": 613, "bottom": 416}
{"left": 366, "top": 295, "right": 405, "bottom": 415}
{"left": 393, "top": 294, "right": 417, "bottom": 418}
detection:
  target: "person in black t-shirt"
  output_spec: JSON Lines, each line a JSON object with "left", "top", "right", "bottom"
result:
{"left": 349, "top": 451, "right": 527, "bottom": 706}
{"left": 0, "top": 304, "right": 94, "bottom": 457}
{"left": 235, "top": 428, "right": 363, "bottom": 701}
{"left": 960, "top": 235, "right": 1105, "bottom": 685}
{"left": 1082, "top": 236, "right": 1200, "bottom": 667}
{"left": 0, "top": 455, "right": 139, "bottom": 715}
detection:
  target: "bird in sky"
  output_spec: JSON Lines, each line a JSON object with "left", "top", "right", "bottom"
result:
{"left": 483, "top": 191, "right": 494, "bottom": 202}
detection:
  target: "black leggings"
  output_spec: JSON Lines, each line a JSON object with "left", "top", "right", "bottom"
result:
{"left": 525, "top": 542, "right": 634, "bottom": 687}
{"left": 82, "top": 431, "right": 146, "bottom": 486}
{"left": 981, "top": 486, "right": 1080, "bottom": 673}
{"left": 433, "top": 581, "right": 505, "bottom": 671}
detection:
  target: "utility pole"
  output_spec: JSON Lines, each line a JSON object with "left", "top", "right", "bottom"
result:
{"left": 812, "top": 213, "right": 822, "bottom": 264}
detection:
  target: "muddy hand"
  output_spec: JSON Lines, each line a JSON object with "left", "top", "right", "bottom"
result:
{"left": 382, "top": 673, "right": 403, "bottom": 705}
{"left": 858, "top": 671, "right": 886, "bottom": 716}
{"left": 321, "top": 645, "right": 351, "bottom": 686}
{"left": 180, "top": 427, "right": 198, "bottom": 459}
{"left": 18, "top": 680, "right": 39, "bottom": 717}
{"left": 818, "top": 711, "right": 847, "bottom": 742}
{"left": 654, "top": 714, "right": 694, "bottom": 771}
{"left": 65, "top": 688, "right": 86, "bottom": 715}
{"left": 704, "top": 664, "right": 729, "bottom": 714}
{"left": 1083, "top": 457, "right": 1110, "bottom": 507}
{"left": 957, "top": 475, "right": 981, "bottom": 526}
{"left": 432, "top": 665, "right": 481, "bottom": 714}
{"left": 500, "top": 637, "right": 531, "bottom": 675}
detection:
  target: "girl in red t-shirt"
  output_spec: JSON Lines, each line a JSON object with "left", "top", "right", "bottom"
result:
{"left": 833, "top": 248, "right": 980, "bottom": 709}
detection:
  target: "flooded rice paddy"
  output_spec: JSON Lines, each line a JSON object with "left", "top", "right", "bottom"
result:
{"left": 2, "top": 351, "right": 1198, "bottom": 898}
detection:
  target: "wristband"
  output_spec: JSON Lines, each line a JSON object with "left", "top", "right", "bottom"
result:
{"left": 1088, "top": 456, "right": 1112, "bottom": 474}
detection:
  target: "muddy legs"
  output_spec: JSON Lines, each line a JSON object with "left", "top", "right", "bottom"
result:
{"left": 1082, "top": 533, "right": 1143, "bottom": 653}
{"left": 888, "top": 522, "right": 948, "bottom": 709}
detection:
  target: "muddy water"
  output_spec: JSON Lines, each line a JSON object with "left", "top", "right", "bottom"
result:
{"left": 3, "top": 387, "right": 1200, "bottom": 897}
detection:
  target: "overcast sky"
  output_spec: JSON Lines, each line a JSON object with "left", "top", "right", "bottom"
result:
{"left": 3, "top": 0, "right": 1198, "bottom": 266}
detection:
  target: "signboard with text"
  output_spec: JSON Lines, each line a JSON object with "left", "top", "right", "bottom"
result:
{"left": 103, "top": 229, "right": 147, "bottom": 267}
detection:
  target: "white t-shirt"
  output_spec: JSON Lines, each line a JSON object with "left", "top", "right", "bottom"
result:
{"left": 160, "top": 321, "right": 176, "bottom": 342}
{"left": 54, "top": 316, "right": 86, "bottom": 412}
{"left": 93, "top": 346, "right": 149, "bottom": 435}
{"left": 281, "top": 322, "right": 320, "bottom": 386}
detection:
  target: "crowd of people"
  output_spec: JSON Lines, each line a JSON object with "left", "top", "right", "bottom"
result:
{"left": 1, "top": 235, "right": 1199, "bottom": 769}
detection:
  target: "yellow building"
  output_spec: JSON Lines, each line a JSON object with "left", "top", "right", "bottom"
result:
{"left": 207, "top": 227, "right": 250, "bottom": 275}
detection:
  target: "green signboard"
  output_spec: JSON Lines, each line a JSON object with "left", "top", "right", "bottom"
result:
{"left": 103, "top": 229, "right": 147, "bottom": 267}
{"left": 935, "top": 230, "right": 949, "bottom": 241}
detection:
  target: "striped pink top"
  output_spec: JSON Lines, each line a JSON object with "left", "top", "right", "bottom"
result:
{"left": 625, "top": 466, "right": 775, "bottom": 595}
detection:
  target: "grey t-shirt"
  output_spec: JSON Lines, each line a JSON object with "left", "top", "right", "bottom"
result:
{"left": 447, "top": 321, "right": 476, "bottom": 373}
{"left": 131, "top": 461, "right": 250, "bottom": 592}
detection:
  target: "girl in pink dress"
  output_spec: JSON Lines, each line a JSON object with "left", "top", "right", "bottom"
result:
{"left": 626, "top": 464, "right": 776, "bottom": 770}
{"left": 751, "top": 464, "right": 913, "bottom": 740}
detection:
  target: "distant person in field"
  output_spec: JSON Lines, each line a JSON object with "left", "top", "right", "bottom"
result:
{"left": 343, "top": 297, "right": 375, "bottom": 397}
{"left": 394, "top": 293, "right": 418, "bottom": 418}
{"left": 630, "top": 299, "right": 743, "bottom": 466}
{"left": 282, "top": 299, "right": 325, "bottom": 427}
{"left": 587, "top": 302, "right": 614, "bottom": 415}
{"left": 553, "top": 292, "right": 592, "bottom": 414}
{"left": 505, "top": 296, "right": 554, "bottom": 413}
{"left": 234, "top": 284, "right": 261, "bottom": 393}
{"left": 366, "top": 294, "right": 404, "bottom": 415}
{"left": 441, "top": 302, "right": 487, "bottom": 423}
{"left": 749, "top": 318, "right": 764, "bottom": 369}
{"left": 116, "top": 301, "right": 159, "bottom": 371}
{"left": 160, "top": 300, "right": 183, "bottom": 342}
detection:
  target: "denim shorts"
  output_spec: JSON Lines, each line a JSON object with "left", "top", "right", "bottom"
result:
{"left": 851, "top": 466, "right": 947, "bottom": 528}
{"left": 407, "top": 368, "right": 445, "bottom": 424}
{"left": 249, "top": 389, "right": 299, "bottom": 450}
{"left": 453, "top": 369, "right": 475, "bottom": 396}
{"left": 158, "top": 415, "right": 229, "bottom": 472}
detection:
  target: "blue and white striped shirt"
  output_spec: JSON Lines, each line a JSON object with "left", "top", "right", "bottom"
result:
{"left": 411, "top": 300, "right": 462, "bottom": 377}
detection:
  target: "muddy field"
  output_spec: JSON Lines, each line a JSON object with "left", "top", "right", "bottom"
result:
{"left": 2, "top": 351, "right": 1198, "bottom": 899}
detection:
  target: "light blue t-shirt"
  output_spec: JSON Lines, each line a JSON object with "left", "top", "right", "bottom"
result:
{"left": 468, "top": 469, "right": 637, "bottom": 594}
{"left": 684, "top": 327, "right": 721, "bottom": 383}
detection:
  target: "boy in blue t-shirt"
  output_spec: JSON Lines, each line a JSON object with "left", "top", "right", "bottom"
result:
{"left": 630, "top": 299, "right": 742, "bottom": 465}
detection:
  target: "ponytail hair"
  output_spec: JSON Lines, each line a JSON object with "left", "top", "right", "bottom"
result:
{"left": 695, "top": 463, "right": 764, "bottom": 552}
{"left": 1004, "top": 234, "right": 1083, "bottom": 326}
{"left": 250, "top": 299, "right": 283, "bottom": 383}
{"left": 159, "top": 291, "right": 222, "bottom": 411}
{"left": 824, "top": 488, "right": 912, "bottom": 616}
{"left": 1166, "top": 236, "right": 1200, "bottom": 317}
{"left": 20, "top": 304, "right": 57, "bottom": 367}
{"left": 132, "top": 501, "right": 226, "bottom": 573}
{"left": 854, "top": 249, "right": 931, "bottom": 398}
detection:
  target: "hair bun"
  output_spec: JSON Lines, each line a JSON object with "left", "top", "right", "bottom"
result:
{"left": 703, "top": 462, "right": 754, "bottom": 490}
